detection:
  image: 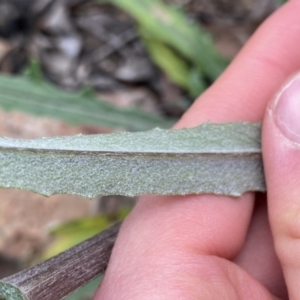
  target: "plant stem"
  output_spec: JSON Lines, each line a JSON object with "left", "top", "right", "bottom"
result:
{"left": 0, "top": 222, "right": 121, "bottom": 300}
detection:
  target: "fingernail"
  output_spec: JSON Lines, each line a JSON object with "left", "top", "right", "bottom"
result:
{"left": 273, "top": 73, "right": 300, "bottom": 143}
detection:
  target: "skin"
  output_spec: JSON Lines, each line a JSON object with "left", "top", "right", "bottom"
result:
{"left": 95, "top": 1, "right": 300, "bottom": 299}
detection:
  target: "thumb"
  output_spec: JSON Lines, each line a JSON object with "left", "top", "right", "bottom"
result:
{"left": 263, "top": 72, "right": 300, "bottom": 299}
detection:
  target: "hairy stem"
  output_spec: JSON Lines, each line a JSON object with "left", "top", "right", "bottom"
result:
{"left": 0, "top": 223, "right": 120, "bottom": 300}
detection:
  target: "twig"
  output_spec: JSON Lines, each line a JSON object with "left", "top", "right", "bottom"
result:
{"left": 0, "top": 222, "right": 121, "bottom": 300}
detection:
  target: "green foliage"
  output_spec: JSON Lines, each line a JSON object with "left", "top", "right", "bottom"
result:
{"left": 43, "top": 207, "right": 131, "bottom": 259}
{"left": 104, "top": 0, "right": 228, "bottom": 97}
{"left": 143, "top": 38, "right": 190, "bottom": 90}
{"left": 0, "top": 64, "right": 174, "bottom": 132}
{"left": 65, "top": 277, "right": 102, "bottom": 300}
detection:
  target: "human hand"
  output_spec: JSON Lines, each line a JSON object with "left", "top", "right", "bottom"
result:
{"left": 95, "top": 1, "right": 300, "bottom": 299}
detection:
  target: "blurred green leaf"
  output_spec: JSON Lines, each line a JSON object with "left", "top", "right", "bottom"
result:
{"left": 142, "top": 36, "right": 206, "bottom": 97}
{"left": 143, "top": 38, "right": 190, "bottom": 88}
{"left": 65, "top": 276, "right": 102, "bottom": 300}
{"left": 43, "top": 207, "right": 131, "bottom": 259}
{"left": 105, "top": 0, "right": 228, "bottom": 81}
{"left": 0, "top": 74, "right": 175, "bottom": 131}
{"left": 188, "top": 68, "right": 207, "bottom": 97}
{"left": 23, "top": 59, "right": 44, "bottom": 83}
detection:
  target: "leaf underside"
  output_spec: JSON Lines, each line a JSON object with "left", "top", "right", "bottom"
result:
{"left": 0, "top": 122, "right": 265, "bottom": 198}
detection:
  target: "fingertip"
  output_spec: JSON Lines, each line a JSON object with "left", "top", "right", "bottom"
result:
{"left": 263, "top": 71, "right": 300, "bottom": 298}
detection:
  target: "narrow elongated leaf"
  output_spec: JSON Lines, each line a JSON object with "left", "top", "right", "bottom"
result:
{"left": 0, "top": 74, "right": 174, "bottom": 131}
{"left": 142, "top": 38, "right": 191, "bottom": 89}
{"left": 0, "top": 122, "right": 265, "bottom": 198}
{"left": 105, "top": 0, "right": 227, "bottom": 80}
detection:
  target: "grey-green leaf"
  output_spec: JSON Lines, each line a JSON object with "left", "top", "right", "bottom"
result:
{"left": 0, "top": 122, "right": 265, "bottom": 198}
{"left": 0, "top": 74, "right": 174, "bottom": 131}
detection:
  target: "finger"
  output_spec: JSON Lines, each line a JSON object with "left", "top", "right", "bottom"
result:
{"left": 233, "top": 197, "right": 288, "bottom": 299}
{"left": 177, "top": 1, "right": 300, "bottom": 293}
{"left": 263, "top": 72, "right": 300, "bottom": 299}
{"left": 96, "top": 2, "right": 300, "bottom": 299}
{"left": 177, "top": 0, "right": 300, "bottom": 127}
